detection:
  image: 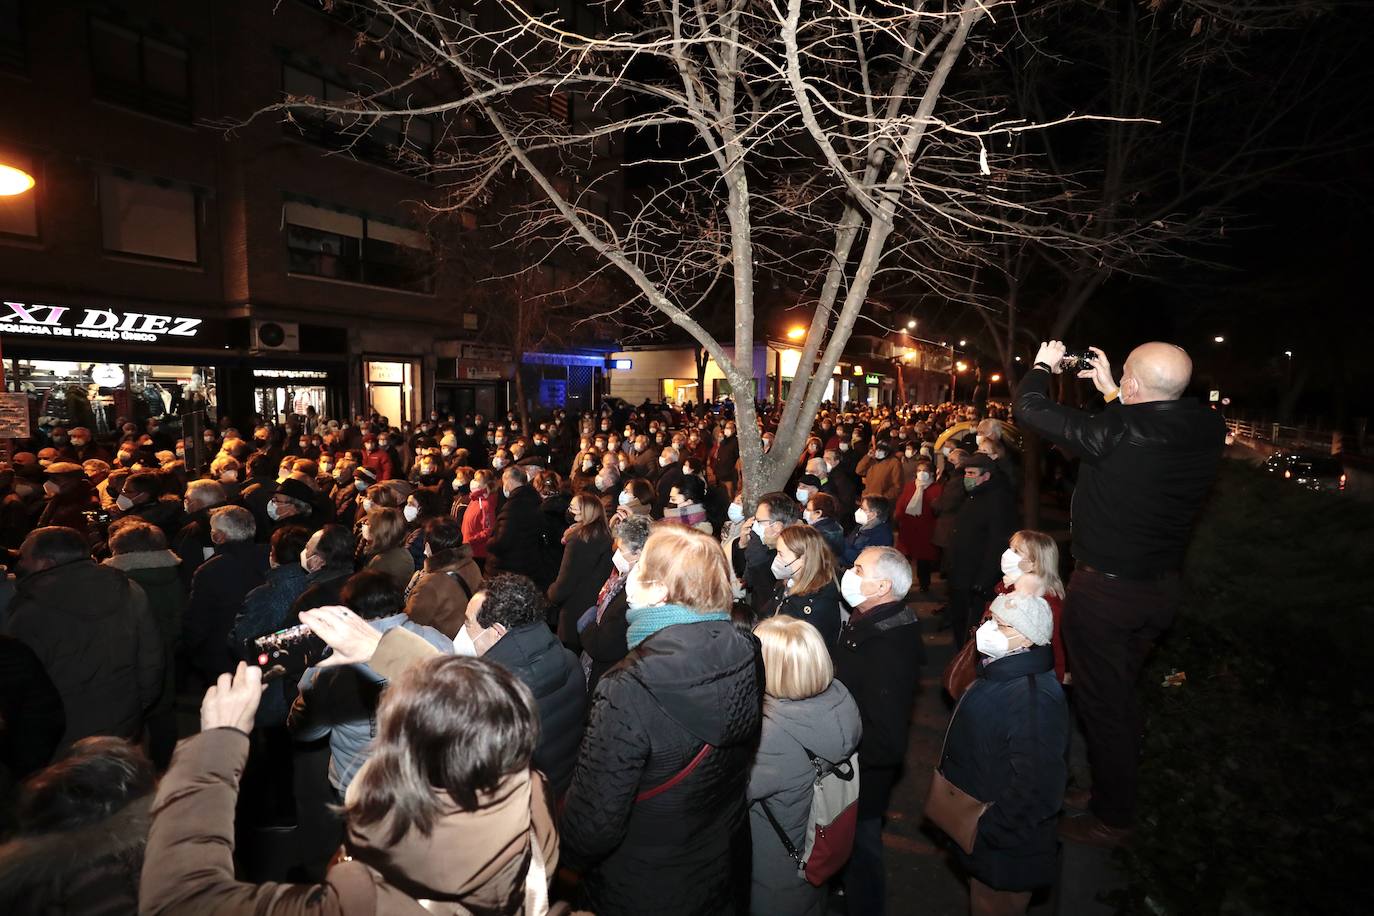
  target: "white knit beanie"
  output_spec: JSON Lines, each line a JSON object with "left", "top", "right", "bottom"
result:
{"left": 989, "top": 592, "right": 1053, "bottom": 647}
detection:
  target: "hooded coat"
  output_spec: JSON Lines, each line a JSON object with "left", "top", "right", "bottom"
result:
{"left": 561, "top": 619, "right": 763, "bottom": 916}
{"left": 3, "top": 559, "right": 162, "bottom": 748}
{"left": 138, "top": 727, "right": 557, "bottom": 916}
{"left": 747, "top": 682, "right": 862, "bottom": 916}
{"left": 103, "top": 549, "right": 185, "bottom": 718}
{"left": 484, "top": 621, "right": 587, "bottom": 798}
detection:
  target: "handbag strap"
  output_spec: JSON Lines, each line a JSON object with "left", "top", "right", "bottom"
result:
{"left": 759, "top": 797, "right": 805, "bottom": 864}
{"left": 635, "top": 742, "right": 713, "bottom": 802}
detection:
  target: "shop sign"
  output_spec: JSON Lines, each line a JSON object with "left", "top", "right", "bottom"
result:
{"left": 367, "top": 362, "right": 406, "bottom": 384}
{"left": 460, "top": 343, "right": 512, "bottom": 363}
{"left": 865, "top": 374, "right": 881, "bottom": 384}
{"left": 254, "top": 368, "right": 331, "bottom": 380}
{"left": 465, "top": 365, "right": 503, "bottom": 380}
{"left": 0, "top": 301, "right": 204, "bottom": 343}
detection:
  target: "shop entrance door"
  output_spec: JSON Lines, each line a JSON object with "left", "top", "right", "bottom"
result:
{"left": 437, "top": 384, "right": 497, "bottom": 422}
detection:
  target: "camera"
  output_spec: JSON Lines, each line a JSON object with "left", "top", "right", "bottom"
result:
{"left": 252, "top": 623, "right": 328, "bottom": 677}
{"left": 1059, "top": 350, "right": 1096, "bottom": 373}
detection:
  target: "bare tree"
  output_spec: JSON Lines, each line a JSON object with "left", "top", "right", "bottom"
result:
{"left": 267, "top": 0, "right": 1127, "bottom": 500}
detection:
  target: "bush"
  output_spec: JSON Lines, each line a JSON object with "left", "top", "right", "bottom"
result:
{"left": 1112, "top": 461, "right": 1374, "bottom": 914}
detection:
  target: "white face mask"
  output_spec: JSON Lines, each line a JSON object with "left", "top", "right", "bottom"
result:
{"left": 917, "top": 471, "right": 933, "bottom": 485}
{"left": 728, "top": 502, "right": 745, "bottom": 522}
{"left": 770, "top": 554, "right": 795, "bottom": 581}
{"left": 751, "top": 520, "right": 768, "bottom": 542}
{"left": 491, "top": 457, "right": 506, "bottom": 470}
{"left": 905, "top": 449, "right": 915, "bottom": 459}
{"left": 975, "top": 434, "right": 986, "bottom": 446}
{"left": 803, "top": 510, "right": 818, "bottom": 525}
{"left": 404, "top": 504, "right": 419, "bottom": 523}
{"left": 612, "top": 548, "right": 631, "bottom": 574}
{"left": 361, "top": 523, "right": 371, "bottom": 541}
{"left": 361, "top": 498, "right": 374, "bottom": 513}
{"left": 976, "top": 619, "right": 1012, "bottom": 659}
{"left": 840, "top": 568, "right": 868, "bottom": 607}
{"left": 618, "top": 490, "right": 633, "bottom": 506}
{"left": 854, "top": 508, "right": 868, "bottom": 526}
{"left": 838, "top": 442, "right": 849, "bottom": 452}
{"left": 116, "top": 493, "right": 134, "bottom": 511}
{"left": 442, "top": 446, "right": 454, "bottom": 456}
{"left": 624, "top": 565, "right": 660, "bottom": 610}
{"left": 1000, "top": 547, "right": 1025, "bottom": 584}
{"left": 423, "top": 541, "right": 433, "bottom": 558}
{"left": 658, "top": 456, "right": 670, "bottom": 467}
{"left": 452, "top": 477, "right": 465, "bottom": 491}
{"left": 794, "top": 488, "right": 810, "bottom": 505}
{"left": 266, "top": 502, "right": 282, "bottom": 521}
{"left": 220, "top": 469, "right": 238, "bottom": 482}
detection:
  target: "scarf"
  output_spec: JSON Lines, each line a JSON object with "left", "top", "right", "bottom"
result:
{"left": 625, "top": 602, "right": 731, "bottom": 650}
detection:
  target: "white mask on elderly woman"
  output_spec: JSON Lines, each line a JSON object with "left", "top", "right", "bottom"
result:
{"left": 1000, "top": 548, "right": 1025, "bottom": 584}
{"left": 975, "top": 619, "right": 1012, "bottom": 660}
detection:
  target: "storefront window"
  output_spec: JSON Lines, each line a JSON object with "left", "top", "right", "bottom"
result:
{"left": 661, "top": 378, "right": 699, "bottom": 404}
{"left": 252, "top": 368, "right": 332, "bottom": 425}
{"left": 4, "top": 359, "right": 216, "bottom": 433}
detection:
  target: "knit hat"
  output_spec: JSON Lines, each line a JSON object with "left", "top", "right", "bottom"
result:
{"left": 440, "top": 433, "right": 458, "bottom": 449}
{"left": 989, "top": 592, "right": 1053, "bottom": 647}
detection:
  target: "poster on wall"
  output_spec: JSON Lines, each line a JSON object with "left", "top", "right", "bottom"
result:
{"left": 0, "top": 391, "right": 32, "bottom": 438}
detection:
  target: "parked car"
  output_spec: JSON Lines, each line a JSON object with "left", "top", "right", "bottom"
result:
{"left": 1264, "top": 452, "right": 1346, "bottom": 493}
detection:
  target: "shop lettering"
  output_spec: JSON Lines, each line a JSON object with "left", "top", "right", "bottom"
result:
{"left": 0, "top": 302, "right": 202, "bottom": 342}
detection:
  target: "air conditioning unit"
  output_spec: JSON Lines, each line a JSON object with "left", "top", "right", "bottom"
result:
{"left": 252, "top": 320, "right": 300, "bottom": 353}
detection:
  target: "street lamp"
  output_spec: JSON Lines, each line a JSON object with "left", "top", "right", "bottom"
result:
{"left": 0, "top": 163, "right": 34, "bottom": 196}
{"left": 787, "top": 325, "right": 806, "bottom": 340}
{"left": 1283, "top": 350, "right": 1293, "bottom": 358}
{"left": 956, "top": 361, "right": 969, "bottom": 373}
{"left": 1213, "top": 335, "right": 1226, "bottom": 344}
{"left": 989, "top": 373, "right": 1002, "bottom": 383}
{"left": 958, "top": 339, "right": 967, "bottom": 347}
{"left": 906, "top": 319, "right": 917, "bottom": 329}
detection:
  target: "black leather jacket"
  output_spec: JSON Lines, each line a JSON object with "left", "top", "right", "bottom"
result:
{"left": 1014, "top": 366, "right": 1226, "bottom": 577}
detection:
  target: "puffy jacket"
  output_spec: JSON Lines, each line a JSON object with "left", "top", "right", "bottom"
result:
{"left": 561, "top": 619, "right": 763, "bottom": 915}
{"left": 228, "top": 562, "right": 312, "bottom": 727}
{"left": 402, "top": 547, "right": 482, "bottom": 640}
{"left": 485, "top": 486, "right": 550, "bottom": 586}
{"left": 748, "top": 682, "right": 862, "bottom": 916}
{"left": 185, "top": 541, "right": 268, "bottom": 678}
{"left": 841, "top": 520, "right": 894, "bottom": 567}
{"left": 1014, "top": 367, "right": 1225, "bottom": 577}
{"left": 855, "top": 453, "right": 903, "bottom": 501}
{"left": 104, "top": 549, "right": 186, "bottom": 717}
{"left": 484, "top": 622, "right": 587, "bottom": 797}
{"left": 366, "top": 546, "right": 416, "bottom": 592}
{"left": 290, "top": 613, "right": 453, "bottom": 793}
{"left": 4, "top": 559, "right": 162, "bottom": 748}
{"left": 940, "top": 645, "right": 1068, "bottom": 891}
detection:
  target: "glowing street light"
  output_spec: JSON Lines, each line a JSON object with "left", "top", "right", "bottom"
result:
{"left": 787, "top": 326, "right": 806, "bottom": 340}
{"left": 0, "top": 163, "right": 35, "bottom": 196}
{"left": 989, "top": 373, "right": 1002, "bottom": 383}
{"left": 1014, "top": 356, "right": 1022, "bottom": 362}
{"left": 906, "top": 319, "right": 917, "bottom": 329}
{"left": 958, "top": 339, "right": 967, "bottom": 347}
{"left": 956, "top": 361, "right": 969, "bottom": 373}
{"left": 1284, "top": 350, "right": 1293, "bottom": 358}
{"left": 1213, "top": 335, "right": 1225, "bottom": 344}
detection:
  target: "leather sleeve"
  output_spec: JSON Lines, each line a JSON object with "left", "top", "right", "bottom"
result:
{"left": 1013, "top": 368, "right": 1126, "bottom": 462}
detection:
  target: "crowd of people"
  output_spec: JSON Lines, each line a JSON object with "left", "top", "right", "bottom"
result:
{"left": 0, "top": 339, "right": 1225, "bottom": 916}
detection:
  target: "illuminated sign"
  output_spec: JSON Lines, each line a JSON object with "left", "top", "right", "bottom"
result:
{"left": 865, "top": 374, "right": 881, "bottom": 384}
{"left": 612, "top": 358, "right": 633, "bottom": 370}
{"left": 91, "top": 363, "right": 126, "bottom": 386}
{"left": 0, "top": 301, "right": 203, "bottom": 343}
{"left": 254, "top": 369, "right": 331, "bottom": 379}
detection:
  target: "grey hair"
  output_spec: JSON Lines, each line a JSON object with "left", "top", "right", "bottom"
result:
{"left": 502, "top": 465, "right": 529, "bottom": 489}
{"left": 864, "top": 546, "right": 913, "bottom": 599}
{"left": 185, "top": 479, "right": 227, "bottom": 512}
{"left": 616, "top": 514, "right": 653, "bottom": 554}
{"left": 209, "top": 505, "right": 256, "bottom": 542}
{"left": 660, "top": 446, "right": 680, "bottom": 463}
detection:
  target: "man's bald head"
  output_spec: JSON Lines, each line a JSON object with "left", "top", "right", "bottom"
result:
{"left": 1122, "top": 342, "right": 1192, "bottom": 403}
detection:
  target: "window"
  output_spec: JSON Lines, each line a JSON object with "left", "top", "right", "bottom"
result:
{"left": 284, "top": 200, "right": 432, "bottom": 293}
{"left": 282, "top": 64, "right": 435, "bottom": 168}
{"left": 0, "top": 0, "right": 25, "bottom": 73}
{"left": 0, "top": 147, "right": 37, "bottom": 238}
{"left": 89, "top": 18, "right": 191, "bottom": 121}
{"left": 99, "top": 173, "right": 199, "bottom": 263}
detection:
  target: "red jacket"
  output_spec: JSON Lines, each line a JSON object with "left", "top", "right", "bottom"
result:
{"left": 462, "top": 489, "right": 496, "bottom": 559}
{"left": 360, "top": 447, "right": 393, "bottom": 482}
{"left": 894, "top": 479, "right": 942, "bottom": 563}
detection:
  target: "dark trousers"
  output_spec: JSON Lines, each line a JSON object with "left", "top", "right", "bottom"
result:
{"left": 915, "top": 559, "right": 935, "bottom": 592}
{"left": 845, "top": 764, "right": 898, "bottom": 916}
{"left": 948, "top": 586, "right": 986, "bottom": 650}
{"left": 1062, "top": 568, "right": 1179, "bottom": 828}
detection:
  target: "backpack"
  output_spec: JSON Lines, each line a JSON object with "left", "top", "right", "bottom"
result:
{"left": 761, "top": 747, "right": 861, "bottom": 887}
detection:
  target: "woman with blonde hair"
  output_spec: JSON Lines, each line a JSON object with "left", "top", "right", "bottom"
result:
{"left": 748, "top": 616, "right": 861, "bottom": 916}
{"left": 362, "top": 506, "right": 413, "bottom": 591}
{"left": 561, "top": 525, "right": 762, "bottom": 915}
{"left": 762, "top": 524, "right": 843, "bottom": 647}
{"left": 994, "top": 529, "right": 1067, "bottom": 684}
{"left": 548, "top": 492, "right": 613, "bottom": 651}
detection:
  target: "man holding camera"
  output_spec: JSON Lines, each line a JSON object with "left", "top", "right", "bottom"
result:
{"left": 1015, "top": 340, "right": 1225, "bottom": 846}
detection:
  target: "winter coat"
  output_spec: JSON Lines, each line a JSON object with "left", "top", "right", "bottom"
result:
{"left": 104, "top": 549, "right": 186, "bottom": 716}
{"left": 548, "top": 527, "right": 612, "bottom": 652}
{"left": 402, "top": 547, "right": 482, "bottom": 640}
{"left": 654, "top": 463, "right": 685, "bottom": 516}
{"left": 761, "top": 579, "right": 843, "bottom": 649}
{"left": 484, "top": 622, "right": 587, "bottom": 798}
{"left": 124, "top": 497, "right": 184, "bottom": 540}
{"left": 894, "top": 479, "right": 943, "bottom": 563}
{"left": 171, "top": 508, "right": 215, "bottom": 589}
{"left": 367, "top": 546, "right": 416, "bottom": 592}
{"left": 290, "top": 613, "right": 453, "bottom": 793}
{"left": 228, "top": 562, "right": 312, "bottom": 727}
{"left": 748, "top": 682, "right": 862, "bottom": 916}
{"left": 855, "top": 453, "right": 903, "bottom": 501}
{"left": 359, "top": 447, "right": 394, "bottom": 482}
{"left": 833, "top": 599, "right": 924, "bottom": 819}
{"left": 580, "top": 578, "right": 630, "bottom": 693}
{"left": 948, "top": 475, "right": 1019, "bottom": 592}
{"left": 941, "top": 646, "right": 1068, "bottom": 891}
{"left": 0, "top": 635, "right": 65, "bottom": 778}
{"left": 840, "top": 521, "right": 894, "bottom": 567}
{"left": 185, "top": 541, "right": 268, "bottom": 678}
{"left": 486, "top": 486, "right": 550, "bottom": 586}
{"left": 291, "top": 565, "right": 354, "bottom": 616}
{"left": 3, "top": 559, "right": 162, "bottom": 748}
{"left": 239, "top": 477, "right": 277, "bottom": 539}
{"left": 732, "top": 532, "right": 778, "bottom": 618}
{"left": 35, "top": 479, "right": 96, "bottom": 531}
{"left": 931, "top": 467, "right": 966, "bottom": 549}
{"left": 0, "top": 794, "right": 151, "bottom": 916}
{"left": 810, "top": 516, "right": 846, "bottom": 561}
{"left": 139, "top": 726, "right": 558, "bottom": 916}
{"left": 712, "top": 435, "right": 740, "bottom": 483}
{"left": 561, "top": 619, "right": 763, "bottom": 916}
